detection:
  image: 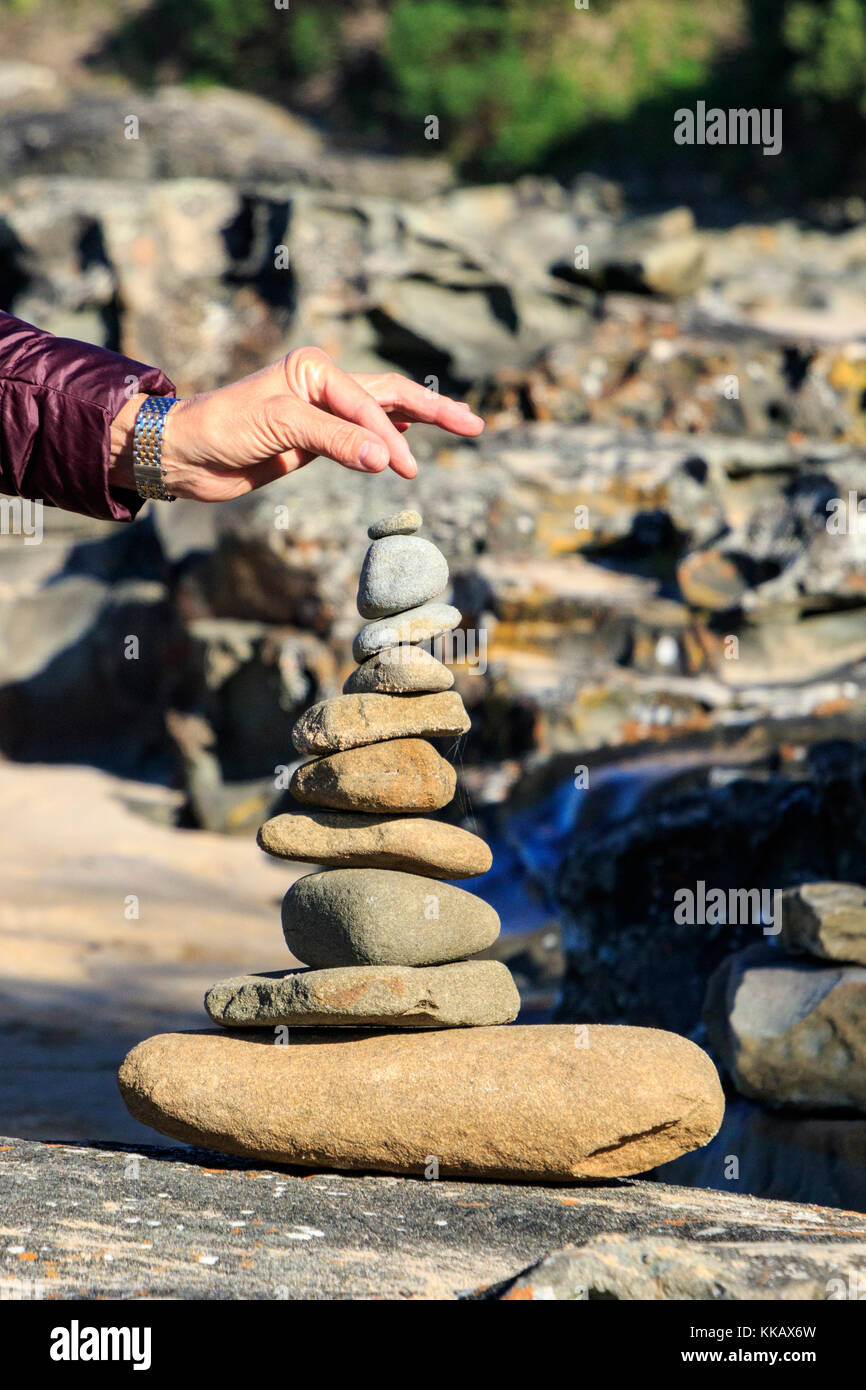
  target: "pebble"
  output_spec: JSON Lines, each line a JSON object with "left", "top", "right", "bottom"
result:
{"left": 258, "top": 810, "right": 492, "bottom": 878}
{"left": 204, "top": 960, "right": 519, "bottom": 1029}
{"left": 367, "top": 509, "right": 423, "bottom": 540}
{"left": 343, "top": 646, "right": 454, "bottom": 695}
{"left": 357, "top": 535, "right": 449, "bottom": 619}
{"left": 291, "top": 691, "right": 468, "bottom": 755}
{"left": 281, "top": 867, "right": 500, "bottom": 966}
{"left": 290, "top": 738, "right": 456, "bottom": 813}
{"left": 353, "top": 603, "right": 461, "bottom": 662}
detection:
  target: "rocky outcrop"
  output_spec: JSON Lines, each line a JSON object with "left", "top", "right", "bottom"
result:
{"left": 555, "top": 747, "right": 866, "bottom": 1036}
{"left": 705, "top": 944, "right": 866, "bottom": 1112}
{"left": 497, "top": 1230, "right": 866, "bottom": 1301}
{"left": 781, "top": 882, "right": 866, "bottom": 966}
{"left": 687, "top": 881, "right": 866, "bottom": 1211}
{"left": 657, "top": 1097, "right": 866, "bottom": 1213}
{"left": 4, "top": 1135, "right": 863, "bottom": 1301}
{"left": 0, "top": 762, "right": 292, "bottom": 1145}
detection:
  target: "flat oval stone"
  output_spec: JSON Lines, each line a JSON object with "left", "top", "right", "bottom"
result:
{"left": 368, "top": 509, "right": 422, "bottom": 540}
{"left": 357, "top": 536, "right": 448, "bottom": 619}
{"left": 258, "top": 810, "right": 492, "bottom": 878}
{"left": 118, "top": 1026, "right": 725, "bottom": 1180}
{"left": 343, "top": 646, "right": 455, "bottom": 695}
{"left": 204, "top": 961, "right": 519, "bottom": 1029}
{"left": 353, "top": 603, "right": 461, "bottom": 663}
{"left": 292, "top": 691, "right": 468, "bottom": 756}
{"left": 281, "top": 867, "right": 500, "bottom": 966}
{"left": 290, "top": 738, "right": 456, "bottom": 813}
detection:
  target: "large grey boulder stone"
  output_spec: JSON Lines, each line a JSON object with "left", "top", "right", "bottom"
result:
{"left": 705, "top": 944, "right": 866, "bottom": 1112}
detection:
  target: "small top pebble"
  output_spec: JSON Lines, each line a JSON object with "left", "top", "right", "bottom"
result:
{"left": 368, "top": 509, "right": 422, "bottom": 540}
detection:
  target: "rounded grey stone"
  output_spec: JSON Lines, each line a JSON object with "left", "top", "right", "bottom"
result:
{"left": 357, "top": 535, "right": 449, "bottom": 619}
{"left": 343, "top": 645, "right": 455, "bottom": 694}
{"left": 204, "top": 961, "right": 520, "bottom": 1029}
{"left": 281, "top": 867, "right": 501, "bottom": 967}
{"left": 353, "top": 602, "right": 461, "bottom": 662}
{"left": 367, "top": 509, "right": 423, "bottom": 540}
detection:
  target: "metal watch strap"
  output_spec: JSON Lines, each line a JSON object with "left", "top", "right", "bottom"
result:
{"left": 132, "top": 395, "right": 179, "bottom": 501}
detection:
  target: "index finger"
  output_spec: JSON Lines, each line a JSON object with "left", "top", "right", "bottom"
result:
{"left": 286, "top": 349, "right": 418, "bottom": 479}
{"left": 353, "top": 373, "right": 485, "bottom": 437}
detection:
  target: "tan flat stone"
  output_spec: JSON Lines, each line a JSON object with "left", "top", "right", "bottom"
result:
{"left": 290, "top": 738, "right": 456, "bottom": 813}
{"left": 367, "top": 509, "right": 422, "bottom": 540}
{"left": 118, "top": 1025, "right": 725, "bottom": 1180}
{"left": 258, "top": 810, "right": 492, "bottom": 878}
{"left": 204, "top": 961, "right": 520, "bottom": 1028}
{"left": 343, "top": 646, "right": 454, "bottom": 695}
{"left": 292, "top": 691, "right": 469, "bottom": 755}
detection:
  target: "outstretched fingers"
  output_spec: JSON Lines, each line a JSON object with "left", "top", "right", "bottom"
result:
{"left": 353, "top": 372, "right": 485, "bottom": 436}
{"left": 285, "top": 348, "right": 418, "bottom": 478}
{"left": 260, "top": 396, "right": 395, "bottom": 474}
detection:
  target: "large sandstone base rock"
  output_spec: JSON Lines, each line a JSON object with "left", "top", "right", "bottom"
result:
{"left": 118, "top": 1025, "right": 724, "bottom": 1181}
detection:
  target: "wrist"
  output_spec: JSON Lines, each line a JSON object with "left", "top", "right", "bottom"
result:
{"left": 109, "top": 393, "right": 196, "bottom": 500}
{"left": 108, "top": 393, "right": 147, "bottom": 491}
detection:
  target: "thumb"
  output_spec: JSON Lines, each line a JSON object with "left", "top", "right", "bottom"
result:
{"left": 261, "top": 395, "right": 392, "bottom": 473}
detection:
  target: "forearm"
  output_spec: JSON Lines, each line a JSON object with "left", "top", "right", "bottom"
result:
{"left": 0, "top": 312, "right": 175, "bottom": 521}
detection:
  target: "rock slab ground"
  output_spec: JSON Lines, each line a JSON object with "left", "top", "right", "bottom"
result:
{"left": 3, "top": 1136, "right": 864, "bottom": 1301}
{"left": 118, "top": 1025, "right": 724, "bottom": 1180}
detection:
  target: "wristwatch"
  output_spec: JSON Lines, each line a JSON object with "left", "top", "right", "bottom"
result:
{"left": 133, "top": 395, "right": 180, "bottom": 501}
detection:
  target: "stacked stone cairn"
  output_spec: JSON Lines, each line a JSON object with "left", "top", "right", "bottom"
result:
{"left": 119, "top": 511, "right": 725, "bottom": 1181}
{"left": 210, "top": 507, "right": 520, "bottom": 1031}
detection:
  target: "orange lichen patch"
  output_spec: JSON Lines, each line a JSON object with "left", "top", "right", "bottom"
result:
{"left": 557, "top": 1197, "right": 580, "bottom": 1206}
{"left": 501, "top": 1286, "right": 535, "bottom": 1300}
{"left": 0, "top": 1145, "right": 13, "bottom": 1151}
{"left": 487, "top": 621, "right": 565, "bottom": 656}
{"left": 322, "top": 980, "right": 374, "bottom": 1008}
{"left": 829, "top": 357, "right": 866, "bottom": 393}
{"left": 17, "top": 1252, "right": 36, "bottom": 1261}
{"left": 813, "top": 696, "right": 857, "bottom": 717}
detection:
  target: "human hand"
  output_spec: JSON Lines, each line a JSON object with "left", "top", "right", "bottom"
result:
{"left": 109, "top": 348, "right": 484, "bottom": 502}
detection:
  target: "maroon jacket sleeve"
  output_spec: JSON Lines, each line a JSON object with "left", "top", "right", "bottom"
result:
{"left": 0, "top": 312, "right": 176, "bottom": 522}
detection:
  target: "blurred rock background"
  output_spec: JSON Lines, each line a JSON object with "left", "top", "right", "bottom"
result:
{"left": 2, "top": 0, "right": 866, "bottom": 1207}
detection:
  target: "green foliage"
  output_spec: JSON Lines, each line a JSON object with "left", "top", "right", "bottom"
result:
{"left": 100, "top": 0, "right": 335, "bottom": 96}
{"left": 18, "top": 0, "right": 866, "bottom": 191}
{"left": 785, "top": 0, "right": 866, "bottom": 114}
{"left": 384, "top": 0, "right": 724, "bottom": 172}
